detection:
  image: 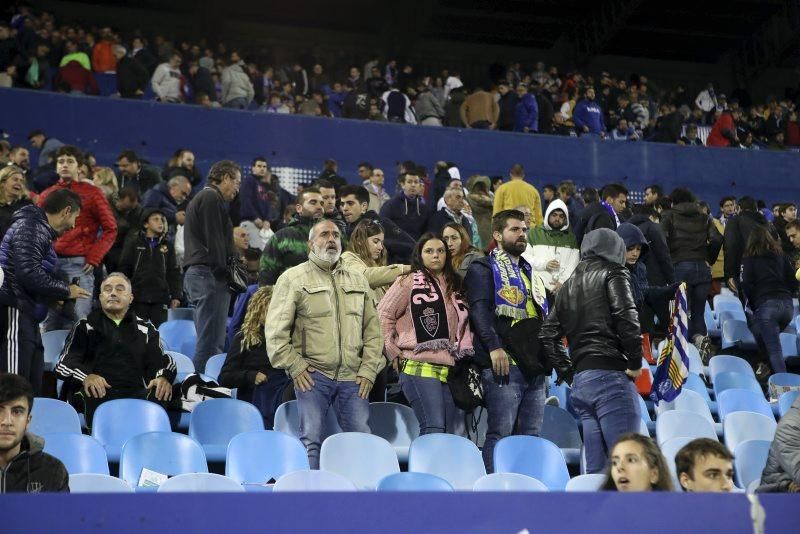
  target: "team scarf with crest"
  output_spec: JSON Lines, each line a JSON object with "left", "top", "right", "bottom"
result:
{"left": 490, "top": 248, "right": 547, "bottom": 320}
{"left": 409, "top": 270, "right": 473, "bottom": 359}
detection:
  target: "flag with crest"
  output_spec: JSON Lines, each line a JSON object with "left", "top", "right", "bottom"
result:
{"left": 650, "top": 283, "right": 691, "bottom": 404}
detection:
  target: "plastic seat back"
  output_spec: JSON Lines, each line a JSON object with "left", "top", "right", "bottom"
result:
{"left": 272, "top": 470, "right": 356, "bottom": 492}
{"left": 709, "top": 355, "right": 756, "bottom": 382}
{"left": 226, "top": 430, "right": 309, "bottom": 486}
{"left": 778, "top": 390, "right": 800, "bottom": 418}
{"left": 734, "top": 439, "right": 772, "bottom": 490}
{"left": 565, "top": 473, "right": 606, "bottom": 492}
{"left": 377, "top": 472, "right": 454, "bottom": 492}
{"left": 717, "top": 388, "right": 773, "bottom": 421}
{"left": 368, "top": 402, "right": 419, "bottom": 462}
{"left": 203, "top": 353, "right": 227, "bottom": 382}
{"left": 319, "top": 432, "right": 400, "bottom": 490}
{"left": 29, "top": 398, "right": 81, "bottom": 435}
{"left": 91, "top": 399, "right": 171, "bottom": 461}
{"left": 408, "top": 433, "right": 486, "bottom": 490}
{"left": 43, "top": 433, "right": 109, "bottom": 475}
{"left": 189, "top": 398, "right": 263, "bottom": 460}
{"left": 68, "top": 473, "right": 132, "bottom": 493}
{"left": 723, "top": 412, "right": 777, "bottom": 452}
{"left": 158, "top": 320, "right": 197, "bottom": 357}
{"left": 273, "top": 400, "right": 342, "bottom": 439}
{"left": 493, "top": 435, "right": 570, "bottom": 490}
{"left": 655, "top": 410, "right": 718, "bottom": 446}
{"left": 157, "top": 472, "right": 245, "bottom": 493}
{"left": 119, "top": 431, "right": 208, "bottom": 487}
{"left": 660, "top": 436, "right": 695, "bottom": 488}
{"left": 473, "top": 473, "right": 548, "bottom": 492}
{"left": 42, "top": 330, "right": 70, "bottom": 370}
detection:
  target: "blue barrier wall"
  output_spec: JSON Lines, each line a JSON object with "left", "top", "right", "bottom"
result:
{"left": 1, "top": 88, "right": 797, "bottom": 205}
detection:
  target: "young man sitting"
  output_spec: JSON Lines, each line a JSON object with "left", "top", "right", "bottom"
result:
{"left": 675, "top": 438, "right": 735, "bottom": 492}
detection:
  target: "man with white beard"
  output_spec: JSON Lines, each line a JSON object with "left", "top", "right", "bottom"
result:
{"left": 266, "top": 219, "right": 384, "bottom": 469}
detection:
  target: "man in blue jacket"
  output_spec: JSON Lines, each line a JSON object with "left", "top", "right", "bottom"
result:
{"left": 0, "top": 189, "right": 91, "bottom": 394}
{"left": 573, "top": 87, "right": 606, "bottom": 137}
{"left": 239, "top": 157, "right": 294, "bottom": 249}
{"left": 513, "top": 83, "right": 539, "bottom": 133}
{"left": 380, "top": 170, "right": 429, "bottom": 240}
{"left": 141, "top": 175, "right": 191, "bottom": 227}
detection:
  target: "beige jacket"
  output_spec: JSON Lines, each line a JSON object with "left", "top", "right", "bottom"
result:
{"left": 265, "top": 252, "right": 385, "bottom": 382}
{"left": 339, "top": 251, "right": 405, "bottom": 303}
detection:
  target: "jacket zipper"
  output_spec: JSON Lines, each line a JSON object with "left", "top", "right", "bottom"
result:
{"left": 332, "top": 271, "right": 343, "bottom": 380}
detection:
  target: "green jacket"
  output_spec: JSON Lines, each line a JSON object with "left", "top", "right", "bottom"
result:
{"left": 258, "top": 215, "right": 316, "bottom": 286}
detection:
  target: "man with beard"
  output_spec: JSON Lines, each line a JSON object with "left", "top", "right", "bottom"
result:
{"left": 465, "top": 210, "right": 554, "bottom": 472}
{"left": 266, "top": 219, "right": 383, "bottom": 469}
{"left": 524, "top": 199, "right": 580, "bottom": 292}
{"left": 239, "top": 157, "right": 293, "bottom": 249}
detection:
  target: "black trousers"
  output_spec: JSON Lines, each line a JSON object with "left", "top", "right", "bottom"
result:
{"left": 0, "top": 305, "right": 44, "bottom": 395}
{"left": 133, "top": 301, "right": 168, "bottom": 328}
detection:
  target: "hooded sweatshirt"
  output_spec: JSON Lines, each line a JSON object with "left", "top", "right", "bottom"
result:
{"left": 617, "top": 223, "right": 650, "bottom": 308}
{"left": 524, "top": 199, "right": 579, "bottom": 291}
{"left": 379, "top": 192, "right": 429, "bottom": 240}
{"left": 581, "top": 227, "right": 626, "bottom": 265}
{"left": 0, "top": 433, "right": 69, "bottom": 493}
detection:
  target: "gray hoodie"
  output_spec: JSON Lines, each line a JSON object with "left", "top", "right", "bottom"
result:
{"left": 580, "top": 228, "right": 626, "bottom": 266}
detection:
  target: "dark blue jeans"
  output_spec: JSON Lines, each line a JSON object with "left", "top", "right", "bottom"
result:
{"left": 751, "top": 298, "right": 793, "bottom": 374}
{"left": 183, "top": 265, "right": 230, "bottom": 373}
{"left": 673, "top": 260, "right": 712, "bottom": 339}
{"left": 295, "top": 371, "right": 369, "bottom": 469}
{"left": 481, "top": 367, "right": 546, "bottom": 473}
{"left": 400, "top": 373, "right": 464, "bottom": 437}
{"left": 569, "top": 369, "right": 642, "bottom": 474}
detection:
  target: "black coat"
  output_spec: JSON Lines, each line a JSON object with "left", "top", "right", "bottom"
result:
{"left": 723, "top": 210, "right": 776, "bottom": 281}
{"left": 0, "top": 434, "right": 68, "bottom": 493}
{"left": 660, "top": 203, "right": 723, "bottom": 265}
{"left": 183, "top": 185, "right": 235, "bottom": 278}
{"left": 119, "top": 230, "right": 181, "bottom": 304}
{"left": 628, "top": 213, "right": 675, "bottom": 286}
{"left": 574, "top": 202, "right": 616, "bottom": 245}
{"left": 0, "top": 197, "right": 32, "bottom": 241}
{"left": 497, "top": 92, "right": 518, "bottom": 131}
{"left": 426, "top": 209, "right": 473, "bottom": 241}
{"left": 219, "top": 332, "right": 274, "bottom": 399}
{"left": 535, "top": 92, "right": 555, "bottom": 134}
{"left": 116, "top": 56, "right": 149, "bottom": 98}
{"left": 190, "top": 66, "right": 216, "bottom": 102}
{"left": 105, "top": 204, "right": 143, "bottom": 273}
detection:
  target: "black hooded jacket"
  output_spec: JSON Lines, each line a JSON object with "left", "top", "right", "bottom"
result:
{"left": 0, "top": 434, "right": 69, "bottom": 493}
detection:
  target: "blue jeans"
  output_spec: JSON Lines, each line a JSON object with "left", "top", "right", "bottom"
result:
{"left": 481, "top": 367, "right": 546, "bottom": 473}
{"left": 570, "top": 369, "right": 642, "bottom": 474}
{"left": 43, "top": 256, "right": 94, "bottom": 332}
{"left": 751, "top": 298, "right": 793, "bottom": 374}
{"left": 400, "top": 372, "right": 465, "bottom": 437}
{"left": 673, "top": 260, "right": 712, "bottom": 338}
{"left": 295, "top": 371, "right": 369, "bottom": 469}
{"left": 224, "top": 97, "right": 249, "bottom": 109}
{"left": 183, "top": 265, "right": 230, "bottom": 373}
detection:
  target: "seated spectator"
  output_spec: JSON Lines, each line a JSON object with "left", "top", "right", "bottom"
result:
{"left": 91, "top": 167, "right": 118, "bottom": 200}
{"left": 164, "top": 149, "right": 203, "bottom": 191}
{"left": 610, "top": 118, "right": 638, "bottom": 141}
{"left": 675, "top": 438, "right": 734, "bottom": 492}
{"left": 56, "top": 273, "right": 176, "bottom": 425}
{"left": 141, "top": 175, "right": 191, "bottom": 227}
{"left": 0, "top": 373, "right": 69, "bottom": 492}
{"left": 680, "top": 124, "right": 704, "bottom": 146}
{"left": 219, "top": 286, "right": 292, "bottom": 428}
{"left": 118, "top": 209, "right": 181, "bottom": 327}
{"left": 758, "top": 394, "right": 800, "bottom": 493}
{"left": 443, "top": 222, "right": 482, "bottom": 279}
{"left": 601, "top": 433, "right": 674, "bottom": 492}
{"left": 0, "top": 165, "right": 32, "bottom": 240}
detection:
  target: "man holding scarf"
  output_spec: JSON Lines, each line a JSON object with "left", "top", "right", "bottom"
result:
{"left": 465, "top": 209, "right": 555, "bottom": 472}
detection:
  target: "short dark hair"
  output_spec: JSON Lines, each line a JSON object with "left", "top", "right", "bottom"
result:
{"left": 601, "top": 183, "right": 628, "bottom": 200}
{"left": 779, "top": 203, "right": 796, "bottom": 215}
{"left": 315, "top": 179, "right": 335, "bottom": 190}
{"left": 738, "top": 196, "right": 757, "bottom": 212}
{"left": 117, "top": 186, "right": 139, "bottom": 202}
{"left": 674, "top": 438, "right": 734, "bottom": 491}
{"left": 719, "top": 195, "right": 736, "bottom": 208}
{"left": 252, "top": 156, "right": 267, "bottom": 166}
{"left": 338, "top": 185, "right": 369, "bottom": 206}
{"left": 631, "top": 204, "right": 657, "bottom": 218}
{"left": 786, "top": 220, "right": 800, "bottom": 234}
{"left": 0, "top": 373, "right": 34, "bottom": 414}
{"left": 399, "top": 171, "right": 419, "bottom": 183}
{"left": 296, "top": 186, "right": 321, "bottom": 206}
{"left": 509, "top": 164, "right": 524, "bottom": 177}
{"left": 645, "top": 184, "right": 663, "bottom": 197}
{"left": 207, "top": 160, "right": 241, "bottom": 185}
{"left": 655, "top": 197, "right": 673, "bottom": 212}
{"left": 582, "top": 187, "right": 599, "bottom": 204}
{"left": 26, "top": 129, "right": 45, "bottom": 140}
{"left": 670, "top": 187, "right": 695, "bottom": 205}
{"left": 43, "top": 188, "right": 82, "bottom": 214}
{"left": 117, "top": 149, "right": 139, "bottom": 163}
{"left": 357, "top": 162, "right": 373, "bottom": 171}
{"left": 543, "top": 184, "right": 556, "bottom": 193}
{"left": 492, "top": 209, "right": 525, "bottom": 234}
{"left": 54, "top": 145, "right": 84, "bottom": 166}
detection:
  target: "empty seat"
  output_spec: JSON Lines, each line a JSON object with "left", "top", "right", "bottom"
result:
{"left": 734, "top": 439, "right": 772, "bottom": 490}
{"left": 42, "top": 330, "right": 70, "bottom": 371}
{"left": 720, "top": 320, "right": 757, "bottom": 350}
{"left": 713, "top": 294, "right": 741, "bottom": 311}
{"left": 723, "top": 412, "right": 777, "bottom": 452}
{"left": 272, "top": 470, "right": 356, "bottom": 492}
{"left": 493, "top": 435, "right": 570, "bottom": 490}
{"left": 715, "top": 301, "right": 745, "bottom": 321}
{"left": 709, "top": 355, "right": 756, "bottom": 383}
{"left": 540, "top": 405, "right": 583, "bottom": 464}
{"left": 408, "top": 433, "right": 486, "bottom": 490}
{"left": 43, "top": 433, "right": 109, "bottom": 475}
{"left": 91, "top": 399, "right": 171, "bottom": 462}
{"left": 778, "top": 390, "right": 800, "bottom": 418}
{"left": 119, "top": 432, "right": 208, "bottom": 487}
{"left": 660, "top": 436, "right": 695, "bottom": 488}
{"left": 717, "top": 389, "right": 773, "bottom": 421}
{"left": 158, "top": 320, "right": 197, "bottom": 358}
{"left": 68, "top": 473, "right": 132, "bottom": 493}
{"left": 377, "top": 472, "right": 454, "bottom": 492}
{"left": 157, "top": 473, "right": 245, "bottom": 493}
{"left": 367, "top": 402, "right": 419, "bottom": 463}
{"left": 226, "top": 430, "right": 309, "bottom": 489}
{"left": 473, "top": 473, "right": 548, "bottom": 492}
{"left": 320, "top": 432, "right": 400, "bottom": 490}
{"left": 705, "top": 304, "right": 720, "bottom": 339}
{"left": 203, "top": 353, "right": 227, "bottom": 382}
{"left": 29, "top": 398, "right": 81, "bottom": 435}
{"left": 189, "top": 398, "right": 264, "bottom": 462}
{"left": 684, "top": 373, "right": 717, "bottom": 415}
{"left": 778, "top": 333, "right": 799, "bottom": 358}
{"left": 654, "top": 389, "right": 718, "bottom": 434}
{"left": 273, "top": 400, "right": 342, "bottom": 440}
{"left": 713, "top": 372, "right": 763, "bottom": 399}
{"left": 655, "top": 410, "right": 718, "bottom": 446}
{"left": 565, "top": 473, "right": 606, "bottom": 492}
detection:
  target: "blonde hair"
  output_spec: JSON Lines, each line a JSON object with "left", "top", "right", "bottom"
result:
{"left": 346, "top": 219, "right": 387, "bottom": 267}
{"left": 93, "top": 167, "right": 119, "bottom": 196}
{"left": 0, "top": 165, "right": 29, "bottom": 204}
{"left": 240, "top": 286, "right": 273, "bottom": 350}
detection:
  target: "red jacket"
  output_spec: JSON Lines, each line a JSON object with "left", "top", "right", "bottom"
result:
{"left": 706, "top": 113, "right": 736, "bottom": 147}
{"left": 38, "top": 180, "right": 118, "bottom": 267}
{"left": 786, "top": 121, "right": 800, "bottom": 147}
{"left": 54, "top": 61, "right": 99, "bottom": 95}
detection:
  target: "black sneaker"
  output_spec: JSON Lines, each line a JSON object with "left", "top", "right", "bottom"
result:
{"left": 755, "top": 363, "right": 771, "bottom": 381}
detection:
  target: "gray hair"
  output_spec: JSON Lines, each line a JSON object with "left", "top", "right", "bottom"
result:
{"left": 167, "top": 175, "right": 191, "bottom": 188}
{"left": 443, "top": 188, "right": 464, "bottom": 200}
{"left": 308, "top": 219, "right": 340, "bottom": 241}
{"left": 103, "top": 272, "right": 132, "bottom": 290}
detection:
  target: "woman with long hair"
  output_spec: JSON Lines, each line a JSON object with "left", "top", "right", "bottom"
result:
{"left": 219, "top": 286, "right": 292, "bottom": 427}
{"left": 378, "top": 233, "right": 473, "bottom": 436}
{"left": 92, "top": 167, "right": 119, "bottom": 199}
{"left": 442, "top": 222, "right": 482, "bottom": 278}
{"left": 340, "top": 219, "right": 409, "bottom": 302}
{"left": 601, "top": 433, "right": 674, "bottom": 492}
{"left": 741, "top": 225, "right": 798, "bottom": 377}
{"left": 0, "top": 165, "right": 32, "bottom": 239}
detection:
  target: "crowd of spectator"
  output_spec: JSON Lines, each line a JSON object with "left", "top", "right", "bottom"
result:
{"left": 2, "top": 7, "right": 800, "bottom": 150}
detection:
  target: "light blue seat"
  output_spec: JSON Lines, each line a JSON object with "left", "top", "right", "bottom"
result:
{"left": 684, "top": 373, "right": 718, "bottom": 415}
{"left": 541, "top": 405, "right": 583, "bottom": 464}
{"left": 713, "top": 294, "right": 741, "bottom": 312}
{"left": 320, "top": 432, "right": 400, "bottom": 490}
{"left": 709, "top": 355, "right": 756, "bottom": 383}
{"left": 734, "top": 439, "right": 772, "bottom": 490}
{"left": 189, "top": 398, "right": 264, "bottom": 462}
{"left": 165, "top": 351, "right": 195, "bottom": 384}
{"left": 29, "top": 398, "right": 81, "bottom": 435}
{"left": 473, "top": 473, "right": 548, "bottom": 492}
{"left": 158, "top": 320, "right": 197, "bottom": 358}
{"left": 377, "top": 472, "right": 454, "bottom": 492}
{"left": 720, "top": 320, "right": 757, "bottom": 350}
{"left": 408, "top": 433, "right": 486, "bottom": 490}
{"left": 767, "top": 372, "right": 800, "bottom": 396}
{"left": 493, "top": 435, "right": 570, "bottom": 490}
{"left": 778, "top": 390, "right": 800, "bottom": 417}
{"left": 713, "top": 371, "right": 763, "bottom": 399}
{"left": 43, "top": 433, "right": 109, "bottom": 475}
{"left": 779, "top": 333, "right": 799, "bottom": 358}
{"left": 68, "top": 473, "right": 132, "bottom": 493}
{"left": 638, "top": 396, "right": 655, "bottom": 436}
{"left": 723, "top": 412, "right": 777, "bottom": 452}
{"left": 157, "top": 473, "right": 245, "bottom": 493}
{"left": 717, "top": 389, "right": 773, "bottom": 421}
{"left": 226, "top": 430, "right": 309, "bottom": 490}
{"left": 42, "top": 330, "right": 69, "bottom": 371}
{"left": 273, "top": 400, "right": 342, "bottom": 440}
{"left": 655, "top": 410, "right": 718, "bottom": 446}
{"left": 367, "top": 402, "right": 419, "bottom": 463}
{"left": 715, "top": 301, "right": 745, "bottom": 322}
{"left": 120, "top": 431, "right": 208, "bottom": 488}
{"left": 654, "top": 389, "right": 717, "bottom": 432}
{"left": 705, "top": 302, "right": 720, "bottom": 339}
{"left": 203, "top": 353, "right": 227, "bottom": 382}
{"left": 565, "top": 473, "right": 606, "bottom": 492}
{"left": 272, "top": 469, "right": 356, "bottom": 492}
{"left": 91, "top": 399, "right": 171, "bottom": 462}
{"left": 660, "top": 436, "right": 695, "bottom": 489}
{"left": 167, "top": 307, "right": 194, "bottom": 322}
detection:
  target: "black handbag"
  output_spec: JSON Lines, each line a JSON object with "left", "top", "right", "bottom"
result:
{"left": 506, "top": 316, "right": 547, "bottom": 380}
{"left": 226, "top": 256, "right": 249, "bottom": 293}
{"left": 447, "top": 357, "right": 484, "bottom": 411}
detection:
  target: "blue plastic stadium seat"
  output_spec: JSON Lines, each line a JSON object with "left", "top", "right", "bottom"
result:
{"left": 493, "top": 435, "right": 570, "bottom": 490}
{"left": 565, "top": 473, "right": 606, "bottom": 492}
{"left": 779, "top": 333, "right": 799, "bottom": 358}
{"left": 189, "top": 398, "right": 264, "bottom": 462}
{"left": 91, "top": 399, "right": 171, "bottom": 462}
{"left": 273, "top": 400, "right": 342, "bottom": 440}
{"left": 713, "top": 372, "right": 763, "bottom": 399}
{"left": 655, "top": 410, "right": 718, "bottom": 446}
{"left": 778, "top": 390, "right": 800, "bottom": 418}
{"left": 684, "top": 373, "right": 718, "bottom": 415}
{"left": 157, "top": 473, "right": 245, "bottom": 493}
{"left": 167, "top": 308, "right": 194, "bottom": 322}
{"left": 119, "top": 431, "right": 208, "bottom": 488}
{"left": 734, "top": 439, "right": 772, "bottom": 490}
{"left": 717, "top": 388, "right": 773, "bottom": 422}
{"left": 659, "top": 436, "right": 695, "bottom": 488}
{"left": 42, "top": 330, "right": 70, "bottom": 372}
{"left": 473, "top": 472, "right": 548, "bottom": 492}
{"left": 272, "top": 470, "right": 356, "bottom": 492}
{"left": 203, "top": 353, "right": 227, "bottom": 382}
{"left": 29, "top": 398, "right": 81, "bottom": 435}
{"left": 367, "top": 402, "right": 419, "bottom": 463}
{"left": 540, "top": 405, "right": 583, "bottom": 464}
{"left": 723, "top": 412, "right": 777, "bottom": 452}
{"left": 377, "top": 472, "right": 454, "bottom": 492}
{"left": 720, "top": 320, "right": 757, "bottom": 350}
{"left": 654, "top": 389, "right": 717, "bottom": 432}
{"left": 43, "top": 433, "right": 109, "bottom": 475}
{"left": 638, "top": 396, "right": 655, "bottom": 436}
{"left": 158, "top": 320, "right": 197, "bottom": 358}
{"left": 408, "top": 433, "right": 486, "bottom": 490}
{"left": 226, "top": 430, "right": 309, "bottom": 490}
{"left": 165, "top": 351, "right": 195, "bottom": 384}
{"left": 713, "top": 294, "right": 741, "bottom": 312}
{"left": 319, "top": 432, "right": 400, "bottom": 490}
{"left": 68, "top": 473, "right": 132, "bottom": 493}
{"left": 709, "top": 355, "right": 756, "bottom": 382}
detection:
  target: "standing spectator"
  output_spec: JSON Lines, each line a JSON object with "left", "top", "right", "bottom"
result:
{"left": 131, "top": 36, "right": 157, "bottom": 75}
{"left": 380, "top": 171, "right": 429, "bottom": 240}
{"left": 266, "top": 219, "right": 384, "bottom": 468}
{"left": 442, "top": 223, "right": 482, "bottom": 279}
{"left": 460, "top": 87, "right": 499, "bottom": 129}
{"left": 188, "top": 61, "right": 216, "bottom": 103}
{"left": 239, "top": 157, "right": 290, "bottom": 249}
{"left": 540, "top": 228, "right": 644, "bottom": 474}
{"left": 105, "top": 187, "right": 142, "bottom": 273}
{"left": 523, "top": 199, "right": 580, "bottom": 292}
{"left": 695, "top": 83, "right": 718, "bottom": 124}
{"left": 706, "top": 109, "right": 741, "bottom": 147}
{"left": 496, "top": 81, "right": 518, "bottom": 131}
{"left": 718, "top": 196, "right": 737, "bottom": 227}
{"left": 118, "top": 208, "right": 181, "bottom": 327}
{"left": 116, "top": 150, "right": 161, "bottom": 194}
{"left": 643, "top": 185, "right": 663, "bottom": 208}
{"left": 757, "top": 395, "right": 800, "bottom": 493}
{"left": 558, "top": 180, "right": 584, "bottom": 221}
{"left": 379, "top": 233, "right": 471, "bottom": 437}
{"left": 381, "top": 88, "right": 416, "bottom": 124}
{"left": 151, "top": 52, "right": 182, "bottom": 103}
{"left": 141, "top": 175, "right": 191, "bottom": 227}
{"left": 540, "top": 184, "right": 556, "bottom": 214}
{"left": 534, "top": 83, "right": 555, "bottom": 134}
{"left": 466, "top": 175, "right": 494, "bottom": 247}
{"left": 113, "top": 45, "right": 147, "bottom": 98}
{"left": 724, "top": 196, "right": 774, "bottom": 293}
{"left": 573, "top": 183, "right": 627, "bottom": 244}
{"left": 772, "top": 203, "right": 797, "bottom": 254}
{"left": 27, "top": 130, "right": 63, "bottom": 169}
{"left": 316, "top": 159, "right": 346, "bottom": 190}
{"left": 513, "top": 83, "right": 539, "bottom": 133}
{"left": 610, "top": 119, "right": 638, "bottom": 141}
{"left": 39, "top": 147, "right": 118, "bottom": 331}
{"left": 628, "top": 204, "right": 674, "bottom": 287}
{"left": 0, "top": 166, "right": 32, "bottom": 240}
{"left": 414, "top": 83, "right": 445, "bottom": 126}
{"left": 492, "top": 164, "right": 543, "bottom": 228}
{"left": 183, "top": 160, "right": 241, "bottom": 372}
{"left": 427, "top": 188, "right": 473, "bottom": 241}
{"left": 365, "top": 168, "right": 389, "bottom": 213}
{"left": 91, "top": 27, "right": 117, "bottom": 73}
{"left": 573, "top": 87, "right": 606, "bottom": 136}
{"left": 341, "top": 219, "right": 409, "bottom": 303}
{"left": 0, "top": 190, "right": 89, "bottom": 394}
{"left": 221, "top": 50, "right": 254, "bottom": 109}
